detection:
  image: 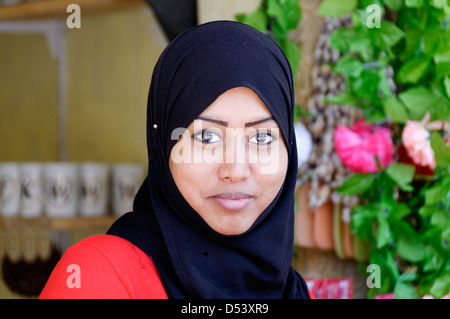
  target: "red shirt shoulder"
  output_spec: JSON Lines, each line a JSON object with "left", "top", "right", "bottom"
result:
{"left": 40, "top": 234, "right": 168, "bottom": 299}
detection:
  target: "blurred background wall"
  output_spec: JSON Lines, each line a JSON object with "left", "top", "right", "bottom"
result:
{"left": 0, "top": 7, "right": 166, "bottom": 164}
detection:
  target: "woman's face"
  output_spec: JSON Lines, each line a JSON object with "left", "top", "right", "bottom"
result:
{"left": 169, "top": 87, "right": 288, "bottom": 235}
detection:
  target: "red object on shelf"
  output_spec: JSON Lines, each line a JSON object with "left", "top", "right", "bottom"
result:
{"left": 305, "top": 278, "right": 353, "bottom": 299}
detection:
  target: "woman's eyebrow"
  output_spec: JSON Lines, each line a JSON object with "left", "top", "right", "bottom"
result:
{"left": 244, "top": 117, "right": 275, "bottom": 127}
{"left": 196, "top": 116, "right": 228, "bottom": 126}
{"left": 196, "top": 116, "right": 275, "bottom": 127}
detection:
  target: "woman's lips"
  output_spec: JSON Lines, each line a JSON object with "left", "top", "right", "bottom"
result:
{"left": 210, "top": 192, "right": 254, "bottom": 211}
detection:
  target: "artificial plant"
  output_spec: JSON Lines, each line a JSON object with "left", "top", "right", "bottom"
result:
{"left": 235, "top": 0, "right": 302, "bottom": 77}
{"left": 319, "top": 0, "right": 450, "bottom": 298}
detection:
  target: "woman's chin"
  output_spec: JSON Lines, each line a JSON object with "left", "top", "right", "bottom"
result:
{"left": 208, "top": 215, "right": 254, "bottom": 236}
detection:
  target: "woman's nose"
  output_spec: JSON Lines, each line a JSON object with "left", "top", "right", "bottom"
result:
{"left": 218, "top": 130, "right": 251, "bottom": 183}
{"left": 218, "top": 161, "right": 251, "bottom": 183}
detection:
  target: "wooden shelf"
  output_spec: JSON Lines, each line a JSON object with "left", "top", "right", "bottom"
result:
{"left": 1, "top": 215, "right": 117, "bottom": 231}
{"left": 0, "top": 0, "right": 146, "bottom": 21}
{"left": 48, "top": 216, "right": 118, "bottom": 231}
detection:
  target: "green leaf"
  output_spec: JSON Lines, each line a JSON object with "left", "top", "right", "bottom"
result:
{"left": 280, "top": 39, "right": 300, "bottom": 76}
{"left": 434, "top": 94, "right": 450, "bottom": 121}
{"left": 429, "top": 273, "right": 450, "bottom": 299}
{"left": 399, "top": 6, "right": 423, "bottom": 29}
{"left": 434, "top": 30, "right": 450, "bottom": 62}
{"left": 236, "top": 9, "right": 267, "bottom": 33}
{"left": 397, "top": 56, "right": 431, "bottom": 84}
{"left": 329, "top": 27, "right": 354, "bottom": 52}
{"left": 442, "top": 227, "right": 450, "bottom": 251}
{"left": 390, "top": 203, "right": 411, "bottom": 219}
{"left": 383, "top": 0, "right": 403, "bottom": 10}
{"left": 336, "top": 173, "right": 376, "bottom": 195}
{"left": 434, "top": 43, "right": 450, "bottom": 63}
{"left": 431, "top": 210, "right": 447, "bottom": 226}
{"left": 352, "top": 68, "right": 381, "bottom": 103}
{"left": 423, "top": 28, "right": 441, "bottom": 56}
{"left": 324, "top": 92, "right": 360, "bottom": 106}
{"left": 423, "top": 248, "right": 445, "bottom": 272}
{"left": 397, "top": 237, "right": 428, "bottom": 262}
{"left": 334, "top": 54, "right": 364, "bottom": 77}
{"left": 405, "top": 0, "right": 425, "bottom": 8}
{"left": 436, "top": 62, "right": 450, "bottom": 80}
{"left": 394, "top": 281, "right": 420, "bottom": 299}
{"left": 373, "top": 248, "right": 399, "bottom": 281}
{"left": 365, "top": 108, "right": 387, "bottom": 123}
{"left": 370, "top": 20, "right": 405, "bottom": 48}
{"left": 445, "top": 76, "right": 450, "bottom": 98}
{"left": 377, "top": 68, "right": 392, "bottom": 98}
{"left": 268, "top": 0, "right": 288, "bottom": 36}
{"left": 283, "top": 0, "right": 301, "bottom": 29}
{"left": 398, "top": 86, "right": 437, "bottom": 120}
{"left": 399, "top": 28, "right": 423, "bottom": 61}
{"left": 383, "top": 95, "right": 409, "bottom": 123}
{"left": 376, "top": 215, "right": 393, "bottom": 248}
{"left": 347, "top": 32, "right": 374, "bottom": 61}
{"left": 399, "top": 272, "right": 419, "bottom": 282}
{"left": 419, "top": 205, "right": 438, "bottom": 218}
{"left": 424, "top": 177, "right": 450, "bottom": 205}
{"left": 389, "top": 218, "right": 418, "bottom": 240}
{"left": 386, "top": 163, "right": 415, "bottom": 191}
{"left": 317, "top": 0, "right": 357, "bottom": 17}
{"left": 431, "top": 0, "right": 448, "bottom": 9}
{"left": 351, "top": 204, "right": 378, "bottom": 240}
{"left": 430, "top": 131, "right": 450, "bottom": 168}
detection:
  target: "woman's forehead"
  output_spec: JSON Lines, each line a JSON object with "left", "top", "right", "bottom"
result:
{"left": 195, "top": 87, "right": 276, "bottom": 125}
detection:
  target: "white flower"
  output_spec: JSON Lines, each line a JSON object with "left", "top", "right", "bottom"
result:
{"left": 295, "top": 121, "right": 312, "bottom": 168}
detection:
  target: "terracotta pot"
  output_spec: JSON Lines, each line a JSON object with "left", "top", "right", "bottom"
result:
{"left": 313, "top": 199, "right": 334, "bottom": 250}
{"left": 295, "top": 183, "right": 315, "bottom": 248}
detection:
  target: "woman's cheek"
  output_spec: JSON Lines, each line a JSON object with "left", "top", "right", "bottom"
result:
{"left": 251, "top": 144, "right": 287, "bottom": 176}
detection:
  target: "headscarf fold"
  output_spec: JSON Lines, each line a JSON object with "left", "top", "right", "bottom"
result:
{"left": 108, "top": 20, "right": 310, "bottom": 299}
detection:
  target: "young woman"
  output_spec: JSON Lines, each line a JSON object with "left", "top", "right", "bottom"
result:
{"left": 40, "top": 20, "right": 313, "bottom": 299}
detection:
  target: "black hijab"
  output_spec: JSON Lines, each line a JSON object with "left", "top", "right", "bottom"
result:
{"left": 107, "top": 20, "right": 310, "bottom": 299}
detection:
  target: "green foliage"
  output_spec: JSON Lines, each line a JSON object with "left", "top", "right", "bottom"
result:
{"left": 337, "top": 157, "right": 450, "bottom": 298}
{"left": 431, "top": 131, "right": 450, "bottom": 168}
{"left": 326, "top": 0, "right": 450, "bottom": 298}
{"left": 318, "top": 0, "right": 358, "bottom": 17}
{"left": 236, "top": 0, "right": 301, "bottom": 76}
{"left": 324, "top": 0, "right": 450, "bottom": 123}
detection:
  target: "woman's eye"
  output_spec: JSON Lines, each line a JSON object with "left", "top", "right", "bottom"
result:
{"left": 249, "top": 131, "right": 274, "bottom": 145}
{"left": 193, "top": 129, "right": 222, "bottom": 143}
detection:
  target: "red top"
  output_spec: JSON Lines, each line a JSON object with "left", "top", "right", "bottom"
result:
{"left": 40, "top": 234, "right": 315, "bottom": 299}
{"left": 40, "top": 235, "right": 168, "bottom": 299}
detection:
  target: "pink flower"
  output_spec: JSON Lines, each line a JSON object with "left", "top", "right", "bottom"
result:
{"left": 375, "top": 292, "right": 394, "bottom": 299}
{"left": 401, "top": 112, "right": 450, "bottom": 171}
{"left": 334, "top": 119, "right": 395, "bottom": 173}
{"left": 402, "top": 121, "right": 435, "bottom": 171}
